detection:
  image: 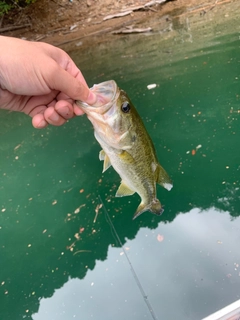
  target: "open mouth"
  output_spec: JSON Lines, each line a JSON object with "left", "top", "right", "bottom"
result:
{"left": 76, "top": 80, "right": 118, "bottom": 111}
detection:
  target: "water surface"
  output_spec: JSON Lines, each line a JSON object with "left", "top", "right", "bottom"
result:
{"left": 0, "top": 3, "right": 240, "bottom": 319}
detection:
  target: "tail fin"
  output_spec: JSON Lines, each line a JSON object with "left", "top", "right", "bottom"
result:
{"left": 133, "top": 198, "right": 164, "bottom": 220}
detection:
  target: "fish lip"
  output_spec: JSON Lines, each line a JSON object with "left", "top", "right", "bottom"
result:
{"left": 76, "top": 80, "right": 119, "bottom": 114}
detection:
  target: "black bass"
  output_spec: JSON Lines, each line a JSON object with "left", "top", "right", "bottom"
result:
{"left": 76, "top": 80, "right": 172, "bottom": 219}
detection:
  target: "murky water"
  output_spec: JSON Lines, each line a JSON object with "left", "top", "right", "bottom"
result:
{"left": 1, "top": 3, "right": 240, "bottom": 320}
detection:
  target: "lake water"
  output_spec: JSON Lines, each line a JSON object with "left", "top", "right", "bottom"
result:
{"left": 0, "top": 2, "right": 240, "bottom": 319}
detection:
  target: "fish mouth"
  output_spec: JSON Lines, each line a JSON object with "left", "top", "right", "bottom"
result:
{"left": 76, "top": 80, "right": 118, "bottom": 114}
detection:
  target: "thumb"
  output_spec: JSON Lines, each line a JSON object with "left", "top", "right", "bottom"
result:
{"left": 47, "top": 63, "right": 96, "bottom": 104}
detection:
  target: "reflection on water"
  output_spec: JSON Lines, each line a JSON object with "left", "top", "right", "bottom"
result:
{"left": 32, "top": 208, "right": 240, "bottom": 320}
{"left": 1, "top": 2, "right": 240, "bottom": 319}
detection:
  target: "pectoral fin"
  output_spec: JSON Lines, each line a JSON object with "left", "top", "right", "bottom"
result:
{"left": 99, "top": 150, "right": 111, "bottom": 173}
{"left": 155, "top": 164, "right": 173, "bottom": 191}
{"left": 116, "top": 181, "right": 135, "bottom": 197}
{"left": 118, "top": 150, "right": 135, "bottom": 164}
{"left": 99, "top": 150, "right": 105, "bottom": 161}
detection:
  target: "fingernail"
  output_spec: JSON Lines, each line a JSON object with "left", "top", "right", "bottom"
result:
{"left": 86, "top": 90, "right": 97, "bottom": 105}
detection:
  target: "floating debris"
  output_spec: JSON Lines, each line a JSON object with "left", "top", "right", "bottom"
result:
{"left": 14, "top": 144, "right": 22, "bottom": 150}
{"left": 187, "top": 144, "right": 202, "bottom": 156}
{"left": 157, "top": 234, "right": 164, "bottom": 242}
{"left": 74, "top": 233, "right": 80, "bottom": 240}
{"left": 191, "top": 149, "right": 196, "bottom": 156}
{"left": 74, "top": 204, "right": 86, "bottom": 214}
{"left": 147, "top": 83, "right": 157, "bottom": 90}
{"left": 73, "top": 250, "right": 91, "bottom": 256}
{"left": 93, "top": 203, "right": 103, "bottom": 223}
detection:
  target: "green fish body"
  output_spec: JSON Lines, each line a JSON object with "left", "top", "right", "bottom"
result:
{"left": 76, "top": 80, "right": 172, "bottom": 219}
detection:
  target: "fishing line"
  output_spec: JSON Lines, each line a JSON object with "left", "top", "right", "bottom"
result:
{"left": 98, "top": 195, "right": 159, "bottom": 320}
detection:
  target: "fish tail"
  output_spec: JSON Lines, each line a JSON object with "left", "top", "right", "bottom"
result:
{"left": 133, "top": 198, "right": 164, "bottom": 220}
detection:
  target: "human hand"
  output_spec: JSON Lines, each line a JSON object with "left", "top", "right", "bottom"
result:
{"left": 0, "top": 36, "right": 96, "bottom": 128}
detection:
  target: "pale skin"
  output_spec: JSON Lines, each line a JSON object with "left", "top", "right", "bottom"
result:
{"left": 0, "top": 36, "right": 96, "bottom": 128}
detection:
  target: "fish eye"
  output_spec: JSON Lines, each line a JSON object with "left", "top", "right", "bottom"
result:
{"left": 121, "top": 102, "right": 131, "bottom": 113}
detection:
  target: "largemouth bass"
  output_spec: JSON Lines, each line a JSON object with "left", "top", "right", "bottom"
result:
{"left": 76, "top": 80, "right": 173, "bottom": 219}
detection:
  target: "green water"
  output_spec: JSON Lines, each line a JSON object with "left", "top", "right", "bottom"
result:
{"left": 1, "top": 6, "right": 240, "bottom": 320}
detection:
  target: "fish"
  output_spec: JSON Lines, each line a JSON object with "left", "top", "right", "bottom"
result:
{"left": 76, "top": 80, "right": 173, "bottom": 219}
